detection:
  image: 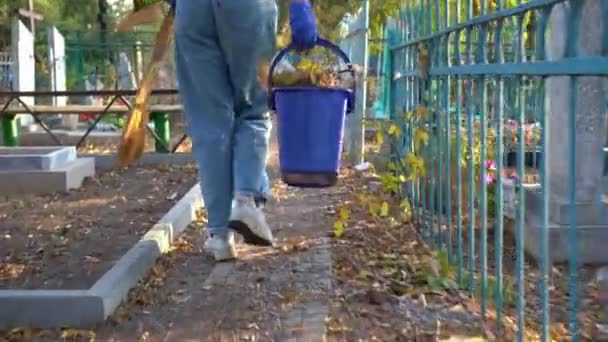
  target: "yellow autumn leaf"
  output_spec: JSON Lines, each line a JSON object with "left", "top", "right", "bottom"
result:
{"left": 276, "top": 32, "right": 290, "bottom": 49}
{"left": 380, "top": 202, "right": 390, "bottom": 217}
{"left": 387, "top": 123, "right": 401, "bottom": 137}
{"left": 405, "top": 152, "right": 418, "bottom": 166}
{"left": 405, "top": 152, "right": 426, "bottom": 179}
{"left": 60, "top": 328, "right": 96, "bottom": 341}
{"left": 375, "top": 129, "right": 384, "bottom": 144}
{"left": 333, "top": 221, "right": 345, "bottom": 239}
{"left": 369, "top": 202, "right": 380, "bottom": 217}
{"left": 338, "top": 206, "right": 350, "bottom": 221}
{"left": 414, "top": 128, "right": 429, "bottom": 146}
{"left": 369, "top": 163, "right": 377, "bottom": 173}
{"left": 6, "top": 327, "right": 33, "bottom": 340}
{"left": 356, "top": 192, "right": 367, "bottom": 203}
{"left": 355, "top": 270, "right": 374, "bottom": 280}
{"left": 416, "top": 106, "right": 429, "bottom": 119}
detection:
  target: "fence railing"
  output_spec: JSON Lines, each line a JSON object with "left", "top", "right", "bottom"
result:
{"left": 384, "top": 0, "right": 608, "bottom": 340}
{"left": 0, "top": 89, "right": 188, "bottom": 153}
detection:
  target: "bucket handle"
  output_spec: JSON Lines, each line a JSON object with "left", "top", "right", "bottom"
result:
{"left": 268, "top": 38, "right": 356, "bottom": 113}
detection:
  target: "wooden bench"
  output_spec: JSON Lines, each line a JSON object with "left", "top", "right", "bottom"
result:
{"left": 2, "top": 104, "right": 183, "bottom": 115}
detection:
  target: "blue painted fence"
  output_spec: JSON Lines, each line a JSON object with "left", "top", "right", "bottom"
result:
{"left": 381, "top": 0, "right": 608, "bottom": 340}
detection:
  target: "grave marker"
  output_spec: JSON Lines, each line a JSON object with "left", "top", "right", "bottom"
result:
{"left": 118, "top": 52, "right": 136, "bottom": 90}
{"left": 0, "top": 146, "right": 95, "bottom": 194}
{"left": 524, "top": 0, "right": 608, "bottom": 264}
{"left": 11, "top": 20, "right": 35, "bottom": 126}
{"left": 48, "top": 27, "right": 72, "bottom": 128}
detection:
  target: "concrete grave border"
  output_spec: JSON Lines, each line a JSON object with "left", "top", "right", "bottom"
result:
{"left": 0, "top": 146, "right": 77, "bottom": 171}
{"left": 80, "top": 152, "right": 195, "bottom": 170}
{"left": 0, "top": 182, "right": 203, "bottom": 329}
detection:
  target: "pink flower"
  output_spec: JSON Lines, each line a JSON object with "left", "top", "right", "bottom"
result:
{"left": 485, "top": 160, "right": 496, "bottom": 170}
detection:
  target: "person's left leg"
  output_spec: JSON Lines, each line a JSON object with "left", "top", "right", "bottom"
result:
{"left": 214, "top": 0, "right": 278, "bottom": 246}
{"left": 174, "top": 0, "right": 238, "bottom": 260}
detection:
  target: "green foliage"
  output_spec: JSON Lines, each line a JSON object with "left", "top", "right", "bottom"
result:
{"left": 460, "top": 271, "right": 517, "bottom": 309}
{"left": 371, "top": 106, "right": 430, "bottom": 196}
{"left": 487, "top": 182, "right": 497, "bottom": 218}
{"left": 0, "top": 0, "right": 129, "bottom": 48}
{"left": 451, "top": 123, "right": 496, "bottom": 173}
{"left": 379, "top": 171, "right": 405, "bottom": 194}
{"left": 275, "top": 0, "right": 400, "bottom": 50}
{"left": 413, "top": 251, "right": 460, "bottom": 292}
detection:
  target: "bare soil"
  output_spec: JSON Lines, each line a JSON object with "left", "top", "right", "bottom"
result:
{"left": 0, "top": 164, "right": 198, "bottom": 290}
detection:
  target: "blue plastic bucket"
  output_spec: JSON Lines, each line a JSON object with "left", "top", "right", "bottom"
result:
{"left": 274, "top": 86, "right": 351, "bottom": 187}
{"left": 269, "top": 39, "right": 355, "bottom": 188}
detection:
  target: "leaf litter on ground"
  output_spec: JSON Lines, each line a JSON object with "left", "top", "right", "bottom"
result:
{"left": 327, "top": 168, "right": 485, "bottom": 341}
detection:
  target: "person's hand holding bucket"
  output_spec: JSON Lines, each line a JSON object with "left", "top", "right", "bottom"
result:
{"left": 256, "top": 0, "right": 317, "bottom": 91}
{"left": 289, "top": 0, "right": 318, "bottom": 51}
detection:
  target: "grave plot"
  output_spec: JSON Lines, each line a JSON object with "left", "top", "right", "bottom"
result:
{"left": 0, "top": 163, "right": 198, "bottom": 290}
{"left": 0, "top": 146, "right": 95, "bottom": 195}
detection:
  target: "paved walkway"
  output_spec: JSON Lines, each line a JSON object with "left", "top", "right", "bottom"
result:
{"left": 91, "top": 160, "right": 344, "bottom": 341}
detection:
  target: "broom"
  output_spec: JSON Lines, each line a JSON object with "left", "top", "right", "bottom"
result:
{"left": 115, "top": 0, "right": 175, "bottom": 168}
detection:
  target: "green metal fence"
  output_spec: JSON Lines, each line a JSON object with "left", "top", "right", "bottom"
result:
{"left": 63, "top": 30, "right": 162, "bottom": 90}
{"left": 383, "top": 0, "right": 608, "bottom": 340}
{"left": 32, "top": 29, "right": 173, "bottom": 93}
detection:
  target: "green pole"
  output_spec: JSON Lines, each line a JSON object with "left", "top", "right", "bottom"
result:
{"left": 2, "top": 115, "right": 19, "bottom": 146}
{"left": 151, "top": 112, "right": 170, "bottom": 153}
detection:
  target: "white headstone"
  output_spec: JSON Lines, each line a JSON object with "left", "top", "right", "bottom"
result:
{"left": 48, "top": 27, "right": 75, "bottom": 129}
{"left": 83, "top": 78, "right": 94, "bottom": 105}
{"left": 117, "top": 52, "right": 136, "bottom": 89}
{"left": 48, "top": 27, "right": 66, "bottom": 105}
{"left": 11, "top": 19, "right": 35, "bottom": 126}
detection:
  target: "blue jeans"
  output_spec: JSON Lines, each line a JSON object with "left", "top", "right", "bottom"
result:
{"left": 174, "top": 0, "right": 277, "bottom": 236}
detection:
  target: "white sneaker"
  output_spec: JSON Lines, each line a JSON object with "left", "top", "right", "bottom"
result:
{"left": 204, "top": 233, "right": 237, "bottom": 261}
{"left": 229, "top": 197, "right": 274, "bottom": 246}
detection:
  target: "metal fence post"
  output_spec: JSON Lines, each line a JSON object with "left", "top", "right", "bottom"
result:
{"left": 352, "top": 0, "right": 369, "bottom": 165}
{"left": 2, "top": 115, "right": 19, "bottom": 146}
{"left": 339, "top": 0, "right": 370, "bottom": 166}
{"left": 151, "top": 112, "right": 170, "bottom": 153}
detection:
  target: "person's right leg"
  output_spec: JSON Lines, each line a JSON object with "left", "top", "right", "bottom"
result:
{"left": 174, "top": 0, "right": 236, "bottom": 260}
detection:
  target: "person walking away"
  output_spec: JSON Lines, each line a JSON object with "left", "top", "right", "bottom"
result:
{"left": 173, "top": 0, "right": 319, "bottom": 261}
